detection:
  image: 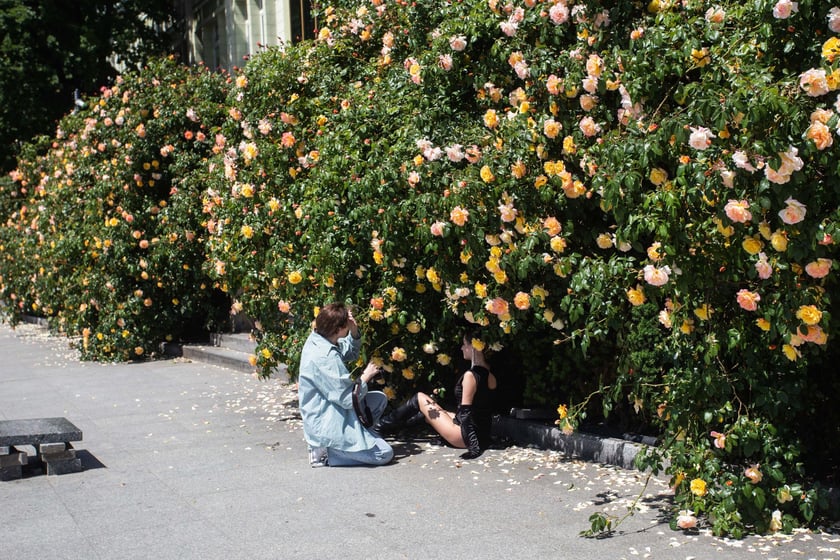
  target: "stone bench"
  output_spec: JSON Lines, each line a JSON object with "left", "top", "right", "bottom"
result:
{"left": 0, "top": 418, "right": 83, "bottom": 480}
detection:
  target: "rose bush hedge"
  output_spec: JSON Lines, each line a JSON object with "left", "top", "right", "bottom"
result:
{"left": 198, "top": 0, "right": 839, "bottom": 535}
{"left": 0, "top": 57, "right": 230, "bottom": 360}
{"left": 2, "top": 0, "right": 840, "bottom": 537}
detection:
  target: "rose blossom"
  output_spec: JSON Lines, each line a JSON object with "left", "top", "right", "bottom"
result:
{"left": 449, "top": 35, "right": 467, "bottom": 51}
{"left": 705, "top": 6, "right": 725, "bottom": 23}
{"left": 450, "top": 206, "right": 469, "bottom": 226}
{"left": 800, "top": 68, "right": 829, "bottom": 97}
{"left": 549, "top": 2, "right": 570, "bottom": 24}
{"left": 778, "top": 198, "right": 806, "bottom": 225}
{"left": 643, "top": 264, "right": 671, "bottom": 287}
{"left": 438, "top": 54, "right": 453, "bottom": 71}
{"left": 676, "top": 510, "right": 698, "bottom": 529}
{"left": 805, "top": 258, "right": 832, "bottom": 279}
{"left": 445, "top": 144, "right": 464, "bottom": 162}
{"left": 755, "top": 253, "right": 773, "bottom": 280}
{"left": 830, "top": 7, "right": 840, "bottom": 33}
{"left": 579, "top": 116, "right": 600, "bottom": 137}
{"left": 710, "top": 431, "right": 727, "bottom": 449}
{"left": 744, "top": 464, "right": 763, "bottom": 484}
{"left": 485, "top": 297, "right": 510, "bottom": 317}
{"left": 806, "top": 121, "right": 833, "bottom": 150}
{"left": 724, "top": 199, "right": 752, "bottom": 223}
{"left": 732, "top": 150, "right": 756, "bottom": 172}
{"left": 688, "top": 126, "right": 714, "bottom": 150}
{"left": 736, "top": 289, "right": 760, "bottom": 311}
{"left": 500, "top": 20, "right": 518, "bottom": 36}
{"left": 430, "top": 221, "right": 447, "bottom": 237}
{"left": 546, "top": 74, "right": 562, "bottom": 95}
{"left": 772, "top": 0, "right": 798, "bottom": 19}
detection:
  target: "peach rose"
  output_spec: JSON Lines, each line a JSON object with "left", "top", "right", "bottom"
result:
{"left": 806, "top": 121, "right": 833, "bottom": 150}
{"left": 544, "top": 217, "right": 562, "bottom": 236}
{"left": 724, "top": 199, "right": 752, "bottom": 223}
{"left": 485, "top": 297, "right": 510, "bottom": 317}
{"left": 800, "top": 68, "right": 829, "bottom": 97}
{"left": 778, "top": 198, "right": 806, "bottom": 225}
{"left": 805, "top": 258, "right": 832, "bottom": 279}
{"left": 450, "top": 206, "right": 469, "bottom": 226}
{"left": 579, "top": 116, "right": 600, "bottom": 137}
{"left": 736, "top": 289, "right": 760, "bottom": 311}
{"left": 513, "top": 291, "right": 531, "bottom": 310}
{"left": 676, "top": 510, "right": 698, "bottom": 529}
{"left": 744, "top": 464, "right": 763, "bottom": 484}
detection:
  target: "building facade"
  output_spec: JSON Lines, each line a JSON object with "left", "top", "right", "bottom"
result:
{"left": 175, "top": 0, "right": 316, "bottom": 71}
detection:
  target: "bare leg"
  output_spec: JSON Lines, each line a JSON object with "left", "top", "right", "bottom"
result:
{"left": 416, "top": 392, "right": 465, "bottom": 448}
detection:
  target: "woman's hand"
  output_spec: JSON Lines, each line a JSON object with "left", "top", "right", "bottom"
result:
{"left": 360, "top": 361, "right": 381, "bottom": 384}
{"left": 347, "top": 309, "right": 360, "bottom": 338}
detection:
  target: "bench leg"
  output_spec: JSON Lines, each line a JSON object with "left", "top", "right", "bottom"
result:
{"left": 39, "top": 443, "right": 82, "bottom": 476}
{"left": 1, "top": 447, "right": 28, "bottom": 481}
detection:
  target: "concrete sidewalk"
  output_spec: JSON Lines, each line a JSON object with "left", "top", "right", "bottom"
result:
{"left": 1, "top": 323, "right": 838, "bottom": 560}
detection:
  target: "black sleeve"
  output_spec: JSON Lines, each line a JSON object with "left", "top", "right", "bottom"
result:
{"left": 454, "top": 404, "right": 482, "bottom": 459}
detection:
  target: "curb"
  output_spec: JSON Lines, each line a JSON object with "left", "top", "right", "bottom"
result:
{"left": 492, "top": 416, "right": 647, "bottom": 471}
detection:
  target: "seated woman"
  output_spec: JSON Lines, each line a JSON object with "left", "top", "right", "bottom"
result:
{"left": 376, "top": 331, "right": 497, "bottom": 459}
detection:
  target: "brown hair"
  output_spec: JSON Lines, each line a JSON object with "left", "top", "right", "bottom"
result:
{"left": 315, "top": 302, "right": 349, "bottom": 338}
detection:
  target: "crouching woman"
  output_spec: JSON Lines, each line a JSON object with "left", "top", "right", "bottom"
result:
{"left": 298, "top": 302, "right": 393, "bottom": 467}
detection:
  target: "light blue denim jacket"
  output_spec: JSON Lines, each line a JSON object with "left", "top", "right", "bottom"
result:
{"left": 298, "top": 329, "right": 376, "bottom": 452}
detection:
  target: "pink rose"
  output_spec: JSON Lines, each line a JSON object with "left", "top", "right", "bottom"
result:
{"left": 710, "top": 431, "right": 726, "bottom": 449}
{"left": 829, "top": 7, "right": 840, "bottom": 33}
{"left": 485, "top": 297, "right": 510, "bottom": 317}
{"left": 449, "top": 35, "right": 467, "bottom": 51}
{"left": 549, "top": 2, "right": 570, "bottom": 24}
{"left": 688, "top": 126, "right": 713, "bottom": 150}
{"left": 755, "top": 253, "right": 773, "bottom": 280}
{"left": 579, "top": 116, "right": 601, "bottom": 137}
{"left": 430, "top": 221, "right": 447, "bottom": 237}
{"left": 643, "top": 264, "right": 671, "bottom": 287}
{"left": 772, "top": 0, "right": 798, "bottom": 19}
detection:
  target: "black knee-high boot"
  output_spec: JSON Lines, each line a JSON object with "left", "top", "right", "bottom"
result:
{"left": 375, "top": 393, "right": 421, "bottom": 434}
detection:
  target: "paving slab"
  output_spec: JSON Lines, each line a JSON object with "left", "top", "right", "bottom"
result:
{"left": 1, "top": 322, "right": 839, "bottom": 560}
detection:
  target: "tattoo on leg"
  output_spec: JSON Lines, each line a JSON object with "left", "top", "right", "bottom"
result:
{"left": 423, "top": 397, "right": 441, "bottom": 420}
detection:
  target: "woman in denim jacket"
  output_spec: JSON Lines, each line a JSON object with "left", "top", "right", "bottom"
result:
{"left": 298, "top": 302, "right": 393, "bottom": 467}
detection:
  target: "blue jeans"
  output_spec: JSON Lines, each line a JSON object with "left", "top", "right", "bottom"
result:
{"left": 327, "top": 391, "right": 394, "bottom": 467}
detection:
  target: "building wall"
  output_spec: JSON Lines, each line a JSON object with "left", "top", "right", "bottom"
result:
{"left": 176, "top": 0, "right": 315, "bottom": 72}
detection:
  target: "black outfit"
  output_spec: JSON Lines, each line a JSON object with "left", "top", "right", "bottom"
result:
{"left": 453, "top": 365, "right": 495, "bottom": 459}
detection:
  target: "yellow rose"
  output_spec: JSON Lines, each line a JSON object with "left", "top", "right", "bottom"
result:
{"left": 288, "top": 270, "right": 303, "bottom": 284}
{"left": 782, "top": 344, "right": 799, "bottom": 361}
{"left": 693, "top": 304, "right": 712, "bottom": 321}
{"left": 756, "top": 317, "right": 771, "bottom": 331}
{"left": 557, "top": 404, "right": 568, "bottom": 419}
{"left": 823, "top": 37, "right": 840, "bottom": 63}
{"left": 770, "top": 231, "right": 788, "bottom": 252}
{"left": 475, "top": 282, "right": 488, "bottom": 298}
{"left": 649, "top": 167, "right": 668, "bottom": 186}
{"left": 742, "top": 236, "right": 763, "bottom": 255}
{"left": 796, "top": 305, "right": 822, "bottom": 325}
{"left": 406, "top": 321, "right": 421, "bottom": 334}
{"left": 596, "top": 233, "right": 613, "bottom": 249}
{"left": 689, "top": 478, "right": 707, "bottom": 496}
{"left": 627, "top": 286, "right": 646, "bottom": 306}
{"left": 480, "top": 165, "right": 495, "bottom": 183}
